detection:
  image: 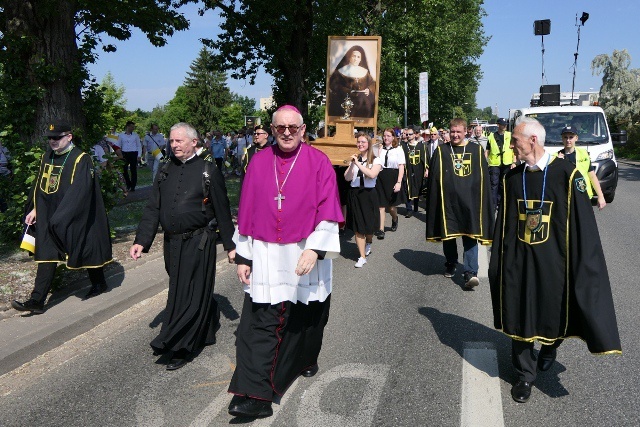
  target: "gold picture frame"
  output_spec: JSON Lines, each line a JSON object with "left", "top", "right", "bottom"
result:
{"left": 325, "top": 36, "right": 381, "bottom": 129}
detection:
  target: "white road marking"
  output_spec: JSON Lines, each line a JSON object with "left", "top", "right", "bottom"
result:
{"left": 297, "top": 363, "right": 390, "bottom": 427}
{"left": 460, "top": 342, "right": 504, "bottom": 427}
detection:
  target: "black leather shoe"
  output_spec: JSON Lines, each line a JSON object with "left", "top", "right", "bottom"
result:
{"left": 301, "top": 364, "right": 319, "bottom": 377}
{"left": 84, "top": 283, "right": 108, "bottom": 299}
{"left": 375, "top": 230, "right": 385, "bottom": 240}
{"left": 537, "top": 348, "right": 557, "bottom": 371}
{"left": 405, "top": 210, "right": 413, "bottom": 218}
{"left": 166, "top": 357, "right": 190, "bottom": 371}
{"left": 228, "top": 397, "right": 273, "bottom": 418}
{"left": 12, "top": 299, "right": 45, "bottom": 314}
{"left": 511, "top": 380, "right": 533, "bottom": 403}
{"left": 390, "top": 220, "right": 398, "bottom": 232}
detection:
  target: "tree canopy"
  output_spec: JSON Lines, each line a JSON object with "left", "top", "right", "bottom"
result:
{"left": 203, "top": 0, "right": 487, "bottom": 127}
{"left": 0, "top": 0, "right": 194, "bottom": 145}
{"left": 591, "top": 49, "right": 640, "bottom": 130}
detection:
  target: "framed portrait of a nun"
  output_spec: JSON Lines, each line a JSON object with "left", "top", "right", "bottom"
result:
{"left": 325, "top": 36, "right": 381, "bottom": 128}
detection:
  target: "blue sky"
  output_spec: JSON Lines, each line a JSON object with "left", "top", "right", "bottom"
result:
{"left": 88, "top": 1, "right": 639, "bottom": 117}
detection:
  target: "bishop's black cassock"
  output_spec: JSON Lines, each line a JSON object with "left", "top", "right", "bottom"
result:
{"left": 488, "top": 157, "right": 621, "bottom": 354}
{"left": 134, "top": 155, "right": 235, "bottom": 355}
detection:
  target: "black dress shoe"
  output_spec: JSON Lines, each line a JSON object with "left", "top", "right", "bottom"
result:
{"left": 228, "top": 397, "right": 273, "bottom": 418}
{"left": 511, "top": 380, "right": 533, "bottom": 403}
{"left": 390, "top": 220, "right": 398, "bottom": 231}
{"left": 12, "top": 299, "right": 45, "bottom": 314}
{"left": 301, "top": 364, "right": 319, "bottom": 377}
{"left": 537, "top": 347, "right": 557, "bottom": 371}
{"left": 166, "top": 357, "right": 190, "bottom": 371}
{"left": 84, "top": 283, "right": 108, "bottom": 299}
{"left": 405, "top": 210, "right": 412, "bottom": 218}
{"left": 375, "top": 230, "right": 385, "bottom": 240}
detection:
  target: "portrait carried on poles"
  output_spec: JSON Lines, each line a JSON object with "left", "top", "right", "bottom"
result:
{"left": 325, "top": 36, "right": 381, "bottom": 128}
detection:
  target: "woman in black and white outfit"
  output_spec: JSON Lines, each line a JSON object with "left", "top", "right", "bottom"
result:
{"left": 374, "top": 128, "right": 406, "bottom": 240}
{"left": 344, "top": 132, "right": 383, "bottom": 268}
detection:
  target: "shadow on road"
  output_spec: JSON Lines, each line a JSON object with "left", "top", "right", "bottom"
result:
{"left": 419, "top": 306, "right": 570, "bottom": 398}
{"left": 394, "top": 248, "right": 445, "bottom": 276}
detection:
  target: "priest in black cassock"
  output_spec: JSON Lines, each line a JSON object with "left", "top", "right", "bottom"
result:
{"left": 489, "top": 117, "right": 621, "bottom": 404}
{"left": 425, "top": 118, "right": 493, "bottom": 290}
{"left": 130, "top": 122, "right": 236, "bottom": 371}
{"left": 12, "top": 120, "right": 112, "bottom": 315}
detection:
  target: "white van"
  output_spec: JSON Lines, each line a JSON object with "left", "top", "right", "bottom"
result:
{"left": 509, "top": 105, "right": 622, "bottom": 202}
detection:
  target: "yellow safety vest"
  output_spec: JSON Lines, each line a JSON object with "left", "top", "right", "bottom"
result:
{"left": 486, "top": 131, "right": 513, "bottom": 166}
{"left": 554, "top": 147, "right": 594, "bottom": 198}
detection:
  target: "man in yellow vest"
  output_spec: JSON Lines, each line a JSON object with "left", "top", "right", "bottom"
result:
{"left": 485, "top": 118, "right": 516, "bottom": 210}
{"left": 556, "top": 125, "right": 606, "bottom": 210}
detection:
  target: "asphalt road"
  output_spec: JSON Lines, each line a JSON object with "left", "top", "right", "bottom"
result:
{"left": 0, "top": 162, "right": 638, "bottom": 426}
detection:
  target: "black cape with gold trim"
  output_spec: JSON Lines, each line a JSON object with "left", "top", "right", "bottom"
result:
{"left": 425, "top": 142, "right": 493, "bottom": 244}
{"left": 27, "top": 147, "right": 112, "bottom": 268}
{"left": 488, "top": 158, "right": 621, "bottom": 354}
{"left": 401, "top": 140, "right": 427, "bottom": 199}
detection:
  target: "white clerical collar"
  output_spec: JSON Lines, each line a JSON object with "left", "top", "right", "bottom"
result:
{"left": 181, "top": 153, "right": 197, "bottom": 163}
{"left": 527, "top": 151, "right": 550, "bottom": 171}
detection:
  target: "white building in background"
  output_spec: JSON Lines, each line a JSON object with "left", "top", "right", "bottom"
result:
{"left": 260, "top": 96, "right": 274, "bottom": 111}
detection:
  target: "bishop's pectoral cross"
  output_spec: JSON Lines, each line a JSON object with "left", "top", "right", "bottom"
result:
{"left": 274, "top": 192, "right": 285, "bottom": 209}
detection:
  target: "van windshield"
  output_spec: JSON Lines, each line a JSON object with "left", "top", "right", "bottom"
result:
{"left": 524, "top": 112, "right": 609, "bottom": 146}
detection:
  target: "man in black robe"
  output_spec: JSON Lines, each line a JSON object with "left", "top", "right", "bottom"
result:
{"left": 425, "top": 118, "right": 493, "bottom": 289}
{"left": 12, "top": 120, "right": 113, "bottom": 314}
{"left": 130, "top": 122, "right": 236, "bottom": 371}
{"left": 401, "top": 126, "right": 427, "bottom": 218}
{"left": 489, "top": 116, "right": 621, "bottom": 403}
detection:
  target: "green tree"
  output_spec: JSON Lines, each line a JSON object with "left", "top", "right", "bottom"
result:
{"left": 0, "top": 0, "right": 193, "bottom": 146}
{"left": 591, "top": 49, "right": 640, "bottom": 130}
{"left": 99, "top": 72, "right": 128, "bottom": 132}
{"left": 161, "top": 86, "right": 192, "bottom": 132}
{"left": 203, "top": 0, "right": 487, "bottom": 126}
{"left": 232, "top": 93, "right": 258, "bottom": 118}
{"left": 184, "top": 47, "right": 233, "bottom": 132}
{"left": 377, "top": 106, "right": 402, "bottom": 131}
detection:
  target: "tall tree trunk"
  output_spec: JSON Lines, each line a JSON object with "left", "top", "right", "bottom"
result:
{"left": 3, "top": 0, "right": 85, "bottom": 145}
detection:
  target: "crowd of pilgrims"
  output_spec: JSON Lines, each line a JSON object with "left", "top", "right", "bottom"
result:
{"left": 339, "top": 125, "right": 473, "bottom": 268}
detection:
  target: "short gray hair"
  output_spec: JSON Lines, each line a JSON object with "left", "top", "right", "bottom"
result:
{"left": 170, "top": 122, "right": 198, "bottom": 140}
{"left": 515, "top": 116, "right": 546, "bottom": 146}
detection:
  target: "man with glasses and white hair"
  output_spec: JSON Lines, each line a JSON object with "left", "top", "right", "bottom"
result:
{"left": 12, "top": 120, "right": 113, "bottom": 314}
{"left": 228, "top": 105, "right": 343, "bottom": 418}
{"left": 489, "top": 116, "right": 621, "bottom": 403}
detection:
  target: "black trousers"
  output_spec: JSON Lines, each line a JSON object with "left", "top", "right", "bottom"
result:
{"left": 122, "top": 151, "right": 138, "bottom": 190}
{"left": 511, "top": 338, "right": 563, "bottom": 382}
{"left": 229, "top": 293, "right": 330, "bottom": 401}
{"left": 30, "top": 263, "right": 106, "bottom": 304}
{"left": 489, "top": 165, "right": 511, "bottom": 210}
{"left": 214, "top": 157, "right": 223, "bottom": 171}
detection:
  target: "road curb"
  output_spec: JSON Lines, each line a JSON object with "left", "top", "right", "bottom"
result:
{"left": 0, "top": 242, "right": 229, "bottom": 377}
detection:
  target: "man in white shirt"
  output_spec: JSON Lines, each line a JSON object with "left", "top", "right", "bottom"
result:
{"left": 143, "top": 123, "right": 166, "bottom": 179}
{"left": 118, "top": 120, "right": 142, "bottom": 191}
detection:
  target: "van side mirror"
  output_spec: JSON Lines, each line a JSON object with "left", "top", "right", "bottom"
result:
{"left": 611, "top": 130, "right": 627, "bottom": 145}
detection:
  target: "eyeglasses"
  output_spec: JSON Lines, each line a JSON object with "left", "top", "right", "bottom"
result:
{"left": 273, "top": 125, "right": 301, "bottom": 134}
{"left": 253, "top": 132, "right": 268, "bottom": 136}
{"left": 406, "top": 133, "right": 414, "bottom": 136}
{"left": 48, "top": 134, "right": 69, "bottom": 141}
